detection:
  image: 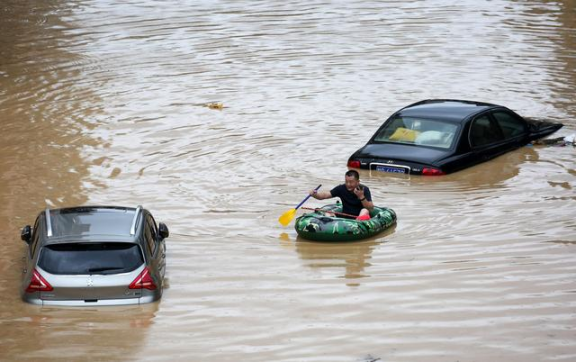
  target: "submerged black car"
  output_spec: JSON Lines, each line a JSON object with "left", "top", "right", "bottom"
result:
{"left": 347, "top": 99, "right": 563, "bottom": 175}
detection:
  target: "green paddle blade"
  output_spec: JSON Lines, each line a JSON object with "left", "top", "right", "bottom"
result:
{"left": 278, "top": 208, "right": 297, "bottom": 227}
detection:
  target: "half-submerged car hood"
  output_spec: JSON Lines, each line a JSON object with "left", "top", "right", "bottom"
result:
{"left": 353, "top": 143, "right": 452, "bottom": 165}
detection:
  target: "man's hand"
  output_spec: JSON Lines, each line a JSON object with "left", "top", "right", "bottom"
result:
{"left": 354, "top": 186, "right": 365, "bottom": 200}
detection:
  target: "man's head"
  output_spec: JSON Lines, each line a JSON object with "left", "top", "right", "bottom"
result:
{"left": 344, "top": 170, "right": 360, "bottom": 191}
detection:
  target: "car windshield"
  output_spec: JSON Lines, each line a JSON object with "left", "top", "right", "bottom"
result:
{"left": 373, "top": 116, "right": 459, "bottom": 149}
{"left": 38, "top": 242, "right": 144, "bottom": 275}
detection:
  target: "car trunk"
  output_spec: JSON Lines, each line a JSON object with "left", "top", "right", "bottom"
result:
{"left": 39, "top": 270, "right": 144, "bottom": 302}
{"left": 354, "top": 143, "right": 452, "bottom": 165}
{"left": 37, "top": 242, "right": 145, "bottom": 303}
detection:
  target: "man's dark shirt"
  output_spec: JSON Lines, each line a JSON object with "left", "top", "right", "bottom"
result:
{"left": 330, "top": 184, "right": 372, "bottom": 216}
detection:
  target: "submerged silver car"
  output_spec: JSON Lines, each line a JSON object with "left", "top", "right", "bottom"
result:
{"left": 20, "top": 206, "right": 168, "bottom": 306}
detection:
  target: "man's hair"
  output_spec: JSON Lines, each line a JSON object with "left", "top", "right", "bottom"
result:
{"left": 345, "top": 170, "right": 360, "bottom": 180}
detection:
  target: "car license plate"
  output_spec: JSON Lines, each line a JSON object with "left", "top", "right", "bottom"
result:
{"left": 375, "top": 165, "right": 407, "bottom": 174}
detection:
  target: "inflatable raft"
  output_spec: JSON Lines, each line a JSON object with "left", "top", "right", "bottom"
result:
{"left": 295, "top": 204, "right": 397, "bottom": 242}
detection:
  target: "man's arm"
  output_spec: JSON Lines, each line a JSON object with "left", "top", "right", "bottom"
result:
{"left": 360, "top": 198, "right": 374, "bottom": 211}
{"left": 310, "top": 189, "right": 332, "bottom": 200}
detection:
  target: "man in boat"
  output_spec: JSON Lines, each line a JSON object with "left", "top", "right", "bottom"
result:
{"left": 309, "top": 170, "right": 374, "bottom": 220}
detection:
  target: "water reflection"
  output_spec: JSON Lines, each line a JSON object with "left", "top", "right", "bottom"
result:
{"left": 293, "top": 225, "right": 397, "bottom": 287}
{"left": 365, "top": 145, "right": 539, "bottom": 191}
{"left": 1, "top": 303, "right": 157, "bottom": 361}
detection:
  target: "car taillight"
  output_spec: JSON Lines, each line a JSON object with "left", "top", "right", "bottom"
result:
{"left": 422, "top": 167, "right": 445, "bottom": 176}
{"left": 26, "top": 269, "right": 53, "bottom": 293}
{"left": 347, "top": 160, "right": 361, "bottom": 168}
{"left": 129, "top": 268, "right": 157, "bottom": 290}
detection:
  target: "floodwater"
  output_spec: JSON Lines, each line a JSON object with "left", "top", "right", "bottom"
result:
{"left": 1, "top": 0, "right": 575, "bottom": 361}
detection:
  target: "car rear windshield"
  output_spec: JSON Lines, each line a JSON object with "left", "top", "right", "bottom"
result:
{"left": 38, "top": 243, "right": 144, "bottom": 275}
{"left": 374, "top": 116, "right": 459, "bottom": 149}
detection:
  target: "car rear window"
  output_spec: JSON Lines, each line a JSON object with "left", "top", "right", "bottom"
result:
{"left": 374, "top": 116, "right": 458, "bottom": 149}
{"left": 38, "top": 243, "right": 144, "bottom": 275}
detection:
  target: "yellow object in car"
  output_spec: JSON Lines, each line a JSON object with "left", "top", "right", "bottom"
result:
{"left": 389, "top": 127, "right": 420, "bottom": 142}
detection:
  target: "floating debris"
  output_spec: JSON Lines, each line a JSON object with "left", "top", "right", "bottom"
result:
{"left": 531, "top": 134, "right": 575, "bottom": 147}
{"left": 204, "top": 102, "right": 224, "bottom": 110}
{"left": 360, "top": 355, "right": 382, "bottom": 362}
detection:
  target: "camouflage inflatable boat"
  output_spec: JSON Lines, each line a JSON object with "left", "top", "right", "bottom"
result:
{"left": 295, "top": 203, "right": 397, "bottom": 242}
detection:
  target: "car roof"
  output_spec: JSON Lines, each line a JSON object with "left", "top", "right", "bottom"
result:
{"left": 397, "top": 99, "right": 501, "bottom": 123}
{"left": 42, "top": 206, "right": 142, "bottom": 244}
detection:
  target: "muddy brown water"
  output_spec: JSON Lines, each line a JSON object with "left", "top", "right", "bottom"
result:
{"left": 1, "top": 1, "right": 575, "bottom": 361}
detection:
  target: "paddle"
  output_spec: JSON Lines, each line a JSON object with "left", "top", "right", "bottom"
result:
{"left": 278, "top": 184, "right": 322, "bottom": 226}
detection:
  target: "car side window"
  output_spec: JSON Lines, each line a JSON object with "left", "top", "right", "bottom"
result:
{"left": 148, "top": 214, "right": 158, "bottom": 238}
{"left": 144, "top": 219, "right": 156, "bottom": 256}
{"left": 469, "top": 115, "right": 504, "bottom": 147}
{"left": 29, "top": 217, "right": 41, "bottom": 258}
{"left": 144, "top": 215, "right": 158, "bottom": 256}
{"left": 492, "top": 111, "right": 526, "bottom": 139}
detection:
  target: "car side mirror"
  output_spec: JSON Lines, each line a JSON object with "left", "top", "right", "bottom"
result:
{"left": 21, "top": 225, "right": 32, "bottom": 244}
{"left": 158, "top": 222, "right": 169, "bottom": 239}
